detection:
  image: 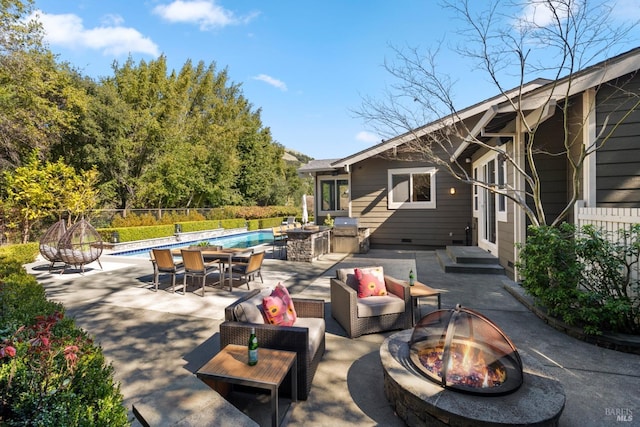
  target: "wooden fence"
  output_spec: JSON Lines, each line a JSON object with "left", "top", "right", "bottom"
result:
{"left": 575, "top": 201, "right": 640, "bottom": 290}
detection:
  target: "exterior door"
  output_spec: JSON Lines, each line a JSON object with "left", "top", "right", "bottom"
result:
{"left": 473, "top": 153, "right": 499, "bottom": 254}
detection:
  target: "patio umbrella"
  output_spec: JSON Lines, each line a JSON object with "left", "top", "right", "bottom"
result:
{"left": 302, "top": 194, "right": 309, "bottom": 224}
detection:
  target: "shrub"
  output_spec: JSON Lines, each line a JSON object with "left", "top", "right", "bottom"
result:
{"left": 206, "top": 206, "right": 297, "bottom": 220}
{"left": 179, "top": 220, "right": 222, "bottom": 233}
{"left": 0, "top": 243, "right": 39, "bottom": 266}
{"left": 98, "top": 224, "right": 175, "bottom": 243}
{"left": 574, "top": 225, "right": 640, "bottom": 334}
{"left": 0, "top": 257, "right": 128, "bottom": 425}
{"left": 517, "top": 223, "right": 640, "bottom": 334}
{"left": 100, "top": 209, "right": 296, "bottom": 243}
{"left": 111, "top": 213, "right": 158, "bottom": 227}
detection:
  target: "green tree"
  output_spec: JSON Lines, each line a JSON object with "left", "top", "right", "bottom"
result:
{"left": 0, "top": 0, "right": 87, "bottom": 169}
{"left": 2, "top": 153, "right": 99, "bottom": 242}
{"left": 2, "top": 153, "right": 54, "bottom": 242}
{"left": 235, "top": 118, "right": 287, "bottom": 206}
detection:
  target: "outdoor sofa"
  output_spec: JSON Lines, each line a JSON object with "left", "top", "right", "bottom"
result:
{"left": 219, "top": 288, "right": 325, "bottom": 400}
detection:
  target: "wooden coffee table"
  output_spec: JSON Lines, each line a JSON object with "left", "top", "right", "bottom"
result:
{"left": 196, "top": 344, "right": 297, "bottom": 427}
{"left": 409, "top": 281, "right": 441, "bottom": 325}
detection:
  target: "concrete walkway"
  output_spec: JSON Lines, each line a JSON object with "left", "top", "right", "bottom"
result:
{"left": 27, "top": 249, "right": 639, "bottom": 426}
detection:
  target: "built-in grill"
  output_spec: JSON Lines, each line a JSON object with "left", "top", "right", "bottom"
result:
{"left": 333, "top": 217, "right": 358, "bottom": 237}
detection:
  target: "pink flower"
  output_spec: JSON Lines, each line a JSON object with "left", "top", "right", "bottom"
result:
{"left": 1, "top": 346, "right": 16, "bottom": 358}
{"left": 64, "top": 345, "right": 79, "bottom": 367}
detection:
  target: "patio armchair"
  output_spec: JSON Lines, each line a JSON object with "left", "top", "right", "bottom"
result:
{"left": 181, "top": 249, "right": 220, "bottom": 296}
{"left": 330, "top": 266, "right": 412, "bottom": 338}
{"left": 219, "top": 289, "right": 326, "bottom": 400}
{"left": 150, "top": 249, "right": 184, "bottom": 292}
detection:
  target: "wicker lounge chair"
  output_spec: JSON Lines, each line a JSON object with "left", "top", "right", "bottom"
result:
{"left": 220, "top": 289, "right": 326, "bottom": 400}
{"left": 39, "top": 219, "right": 67, "bottom": 271}
{"left": 330, "top": 266, "right": 412, "bottom": 338}
{"left": 57, "top": 218, "right": 103, "bottom": 274}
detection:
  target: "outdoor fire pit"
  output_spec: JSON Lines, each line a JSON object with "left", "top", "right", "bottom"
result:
{"left": 409, "top": 304, "right": 523, "bottom": 395}
{"left": 380, "top": 306, "right": 565, "bottom": 426}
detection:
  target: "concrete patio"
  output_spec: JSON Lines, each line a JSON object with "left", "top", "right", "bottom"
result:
{"left": 26, "top": 248, "right": 639, "bottom": 426}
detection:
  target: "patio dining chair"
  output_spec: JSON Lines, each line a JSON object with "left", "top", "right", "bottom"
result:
{"left": 151, "top": 249, "right": 184, "bottom": 292}
{"left": 181, "top": 249, "right": 220, "bottom": 296}
{"left": 228, "top": 250, "right": 265, "bottom": 289}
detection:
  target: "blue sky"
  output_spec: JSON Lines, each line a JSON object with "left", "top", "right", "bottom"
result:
{"left": 30, "top": 0, "right": 640, "bottom": 160}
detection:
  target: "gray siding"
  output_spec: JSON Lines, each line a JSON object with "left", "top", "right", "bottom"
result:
{"left": 350, "top": 156, "right": 473, "bottom": 249}
{"left": 498, "top": 144, "right": 515, "bottom": 279}
{"left": 531, "top": 111, "right": 570, "bottom": 224}
{"left": 596, "top": 72, "right": 640, "bottom": 208}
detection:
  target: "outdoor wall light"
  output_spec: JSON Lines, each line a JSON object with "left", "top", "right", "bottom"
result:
{"left": 450, "top": 187, "right": 456, "bottom": 195}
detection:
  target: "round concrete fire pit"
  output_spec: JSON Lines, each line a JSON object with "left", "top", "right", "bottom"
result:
{"left": 380, "top": 330, "right": 565, "bottom": 426}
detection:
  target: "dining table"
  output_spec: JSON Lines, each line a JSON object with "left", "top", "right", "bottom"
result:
{"left": 172, "top": 247, "right": 253, "bottom": 292}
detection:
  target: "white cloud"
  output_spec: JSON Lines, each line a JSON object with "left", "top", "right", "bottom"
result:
{"left": 518, "top": 0, "right": 576, "bottom": 27}
{"left": 32, "top": 11, "right": 159, "bottom": 57}
{"left": 355, "top": 131, "right": 380, "bottom": 144}
{"left": 153, "top": 0, "right": 258, "bottom": 30}
{"left": 252, "top": 74, "right": 287, "bottom": 91}
{"left": 100, "top": 14, "right": 124, "bottom": 27}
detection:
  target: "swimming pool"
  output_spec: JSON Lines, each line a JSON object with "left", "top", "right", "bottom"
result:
{"left": 108, "top": 230, "right": 274, "bottom": 258}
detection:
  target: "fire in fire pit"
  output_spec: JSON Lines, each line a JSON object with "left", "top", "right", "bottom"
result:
{"left": 409, "top": 304, "right": 523, "bottom": 395}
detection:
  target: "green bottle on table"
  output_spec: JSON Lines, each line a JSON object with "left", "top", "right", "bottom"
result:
{"left": 409, "top": 269, "right": 415, "bottom": 286}
{"left": 248, "top": 327, "right": 258, "bottom": 366}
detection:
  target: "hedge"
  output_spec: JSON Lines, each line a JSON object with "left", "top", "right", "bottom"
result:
{"left": 98, "top": 224, "right": 175, "bottom": 243}
{"left": 0, "top": 245, "right": 128, "bottom": 426}
{"left": 98, "top": 217, "right": 292, "bottom": 243}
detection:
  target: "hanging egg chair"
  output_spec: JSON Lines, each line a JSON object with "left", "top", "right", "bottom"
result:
{"left": 39, "top": 219, "right": 67, "bottom": 271}
{"left": 57, "top": 218, "right": 103, "bottom": 273}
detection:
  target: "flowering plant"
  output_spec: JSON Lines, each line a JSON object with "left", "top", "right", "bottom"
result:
{"left": 0, "top": 254, "right": 128, "bottom": 426}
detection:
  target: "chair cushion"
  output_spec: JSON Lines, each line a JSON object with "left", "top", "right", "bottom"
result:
{"left": 293, "top": 317, "right": 325, "bottom": 362}
{"left": 356, "top": 293, "right": 405, "bottom": 317}
{"left": 41, "top": 244, "right": 59, "bottom": 260}
{"left": 336, "top": 268, "right": 358, "bottom": 291}
{"left": 233, "top": 290, "right": 270, "bottom": 324}
{"left": 355, "top": 267, "right": 387, "bottom": 298}
{"left": 263, "top": 283, "right": 297, "bottom": 326}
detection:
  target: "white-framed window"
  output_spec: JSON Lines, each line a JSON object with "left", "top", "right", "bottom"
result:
{"left": 387, "top": 167, "right": 437, "bottom": 209}
{"left": 318, "top": 176, "right": 349, "bottom": 213}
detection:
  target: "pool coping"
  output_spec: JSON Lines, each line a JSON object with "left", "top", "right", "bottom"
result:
{"left": 102, "top": 227, "right": 263, "bottom": 256}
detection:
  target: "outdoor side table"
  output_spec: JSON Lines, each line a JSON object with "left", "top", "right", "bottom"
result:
{"left": 196, "top": 344, "right": 297, "bottom": 427}
{"left": 409, "top": 281, "right": 441, "bottom": 325}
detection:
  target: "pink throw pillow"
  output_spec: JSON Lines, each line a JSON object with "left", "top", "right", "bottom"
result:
{"left": 355, "top": 267, "right": 387, "bottom": 298}
{"left": 263, "top": 283, "right": 297, "bottom": 326}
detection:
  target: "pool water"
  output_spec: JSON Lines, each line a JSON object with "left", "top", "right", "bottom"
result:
{"left": 108, "top": 230, "right": 273, "bottom": 258}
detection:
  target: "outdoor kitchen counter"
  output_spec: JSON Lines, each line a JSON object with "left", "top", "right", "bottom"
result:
{"left": 286, "top": 226, "right": 332, "bottom": 262}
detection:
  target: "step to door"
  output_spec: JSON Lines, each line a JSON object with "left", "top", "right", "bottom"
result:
{"left": 436, "top": 248, "right": 505, "bottom": 275}
{"left": 445, "top": 246, "right": 501, "bottom": 265}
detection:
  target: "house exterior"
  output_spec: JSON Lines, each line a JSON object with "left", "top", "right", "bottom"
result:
{"left": 299, "top": 48, "right": 640, "bottom": 280}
